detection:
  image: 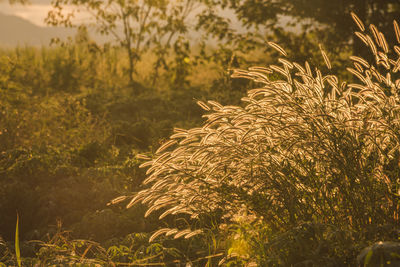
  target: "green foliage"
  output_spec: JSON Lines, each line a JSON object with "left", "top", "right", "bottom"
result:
{"left": 0, "top": 27, "right": 236, "bottom": 264}
{"left": 204, "top": 0, "right": 400, "bottom": 55}
{"left": 46, "top": 0, "right": 202, "bottom": 86}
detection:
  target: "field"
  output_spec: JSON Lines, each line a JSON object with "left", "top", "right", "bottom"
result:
{"left": 2, "top": 1, "right": 400, "bottom": 266}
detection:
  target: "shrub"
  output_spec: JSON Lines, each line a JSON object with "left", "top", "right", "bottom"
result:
{"left": 126, "top": 14, "right": 400, "bottom": 264}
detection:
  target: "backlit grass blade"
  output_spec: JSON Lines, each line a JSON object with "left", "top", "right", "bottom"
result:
{"left": 15, "top": 213, "right": 21, "bottom": 267}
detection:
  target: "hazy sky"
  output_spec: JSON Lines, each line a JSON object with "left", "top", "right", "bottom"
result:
{"left": 0, "top": 1, "right": 254, "bottom": 33}
{"left": 0, "top": 0, "right": 90, "bottom": 27}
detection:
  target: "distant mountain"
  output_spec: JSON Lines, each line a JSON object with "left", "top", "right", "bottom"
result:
{"left": 0, "top": 9, "right": 296, "bottom": 48}
{"left": 0, "top": 12, "right": 75, "bottom": 47}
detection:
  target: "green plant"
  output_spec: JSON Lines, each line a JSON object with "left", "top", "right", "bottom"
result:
{"left": 46, "top": 0, "right": 201, "bottom": 86}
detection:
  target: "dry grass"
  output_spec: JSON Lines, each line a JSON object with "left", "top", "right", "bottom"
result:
{"left": 122, "top": 13, "right": 400, "bottom": 242}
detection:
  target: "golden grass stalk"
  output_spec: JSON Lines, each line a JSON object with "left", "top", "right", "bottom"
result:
{"left": 127, "top": 13, "right": 400, "bottom": 243}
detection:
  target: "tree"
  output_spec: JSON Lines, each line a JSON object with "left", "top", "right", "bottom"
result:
{"left": 189, "top": 0, "right": 400, "bottom": 73}
{"left": 212, "top": 0, "right": 400, "bottom": 56}
{"left": 46, "top": 0, "right": 199, "bottom": 88}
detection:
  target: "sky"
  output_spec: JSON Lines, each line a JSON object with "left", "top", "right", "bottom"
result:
{"left": 0, "top": 1, "right": 51, "bottom": 26}
{"left": 0, "top": 0, "right": 89, "bottom": 27}
{"left": 0, "top": 0, "right": 252, "bottom": 39}
{"left": 0, "top": 1, "right": 289, "bottom": 36}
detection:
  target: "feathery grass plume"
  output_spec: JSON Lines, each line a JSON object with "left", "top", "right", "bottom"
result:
{"left": 267, "top": 41, "right": 287, "bottom": 57}
{"left": 379, "top": 32, "right": 389, "bottom": 53}
{"left": 129, "top": 14, "right": 400, "bottom": 245}
{"left": 394, "top": 20, "right": 400, "bottom": 44}
{"left": 351, "top": 12, "right": 365, "bottom": 32}
{"left": 355, "top": 31, "right": 369, "bottom": 47}
{"left": 149, "top": 228, "right": 173, "bottom": 242}
{"left": 136, "top": 154, "right": 151, "bottom": 160}
{"left": 108, "top": 195, "right": 127, "bottom": 205}
{"left": 156, "top": 140, "right": 177, "bottom": 154}
{"left": 370, "top": 24, "right": 381, "bottom": 48}
{"left": 173, "top": 229, "right": 193, "bottom": 239}
{"left": 165, "top": 228, "right": 179, "bottom": 236}
{"left": 197, "top": 100, "right": 211, "bottom": 111}
{"left": 350, "top": 56, "right": 370, "bottom": 68}
{"left": 184, "top": 230, "right": 203, "bottom": 239}
{"left": 319, "top": 44, "right": 332, "bottom": 70}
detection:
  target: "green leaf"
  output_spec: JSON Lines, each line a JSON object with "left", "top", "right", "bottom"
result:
{"left": 364, "top": 249, "right": 373, "bottom": 266}
{"left": 15, "top": 213, "right": 21, "bottom": 267}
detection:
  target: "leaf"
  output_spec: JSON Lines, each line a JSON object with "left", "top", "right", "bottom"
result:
{"left": 364, "top": 249, "right": 373, "bottom": 265}
{"left": 15, "top": 213, "right": 21, "bottom": 267}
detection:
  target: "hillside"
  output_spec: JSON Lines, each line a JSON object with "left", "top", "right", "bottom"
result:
{"left": 0, "top": 12, "right": 74, "bottom": 46}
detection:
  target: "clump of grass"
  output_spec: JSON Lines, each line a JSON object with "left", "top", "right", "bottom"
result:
{"left": 123, "top": 13, "right": 400, "bottom": 263}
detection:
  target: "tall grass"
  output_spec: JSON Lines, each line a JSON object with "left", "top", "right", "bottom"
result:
{"left": 124, "top": 13, "right": 400, "bottom": 264}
